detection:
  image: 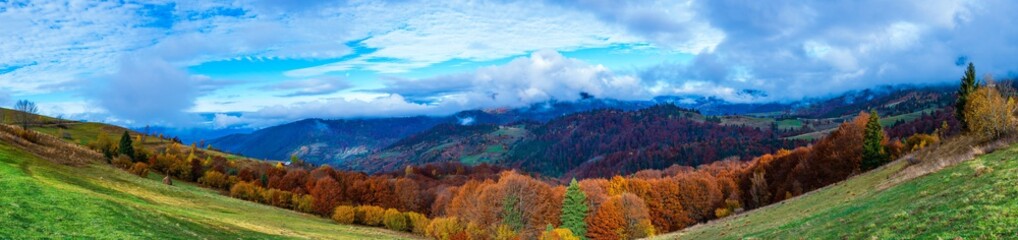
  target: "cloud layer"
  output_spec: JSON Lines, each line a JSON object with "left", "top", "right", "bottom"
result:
{"left": 641, "top": 0, "right": 1018, "bottom": 101}
{"left": 4, "top": 0, "right": 1018, "bottom": 128}
{"left": 96, "top": 57, "right": 202, "bottom": 125}
{"left": 266, "top": 77, "right": 353, "bottom": 97}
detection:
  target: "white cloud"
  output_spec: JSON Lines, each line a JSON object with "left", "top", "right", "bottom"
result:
{"left": 634, "top": 0, "right": 1018, "bottom": 102}
{"left": 378, "top": 50, "right": 648, "bottom": 105}
{"left": 227, "top": 50, "right": 652, "bottom": 127}
{"left": 212, "top": 113, "right": 244, "bottom": 129}
{"left": 285, "top": 1, "right": 641, "bottom": 76}
{"left": 264, "top": 77, "right": 353, "bottom": 97}
{"left": 547, "top": 0, "right": 725, "bottom": 53}
{"left": 233, "top": 94, "right": 455, "bottom": 128}
{"left": 0, "top": 1, "right": 160, "bottom": 93}
{"left": 94, "top": 57, "right": 203, "bottom": 126}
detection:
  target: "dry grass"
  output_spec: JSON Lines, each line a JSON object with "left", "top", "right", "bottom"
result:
{"left": 879, "top": 134, "right": 1017, "bottom": 190}
{"left": 0, "top": 123, "right": 103, "bottom": 166}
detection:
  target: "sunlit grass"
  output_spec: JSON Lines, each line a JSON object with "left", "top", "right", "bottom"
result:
{"left": 0, "top": 142, "right": 418, "bottom": 239}
{"left": 656, "top": 143, "right": 1018, "bottom": 239}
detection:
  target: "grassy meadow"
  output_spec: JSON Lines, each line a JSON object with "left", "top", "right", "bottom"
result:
{"left": 655, "top": 143, "right": 1018, "bottom": 239}
{"left": 0, "top": 141, "right": 417, "bottom": 239}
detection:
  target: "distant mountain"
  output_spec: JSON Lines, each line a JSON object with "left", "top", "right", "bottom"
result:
{"left": 208, "top": 98, "right": 658, "bottom": 164}
{"left": 346, "top": 105, "right": 810, "bottom": 178}
{"left": 789, "top": 85, "right": 956, "bottom": 118}
{"left": 142, "top": 126, "right": 253, "bottom": 145}
{"left": 655, "top": 96, "right": 793, "bottom": 116}
{"left": 209, "top": 116, "right": 447, "bottom": 163}
{"left": 211, "top": 84, "right": 957, "bottom": 174}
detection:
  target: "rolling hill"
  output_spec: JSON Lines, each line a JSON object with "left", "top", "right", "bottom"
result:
{"left": 654, "top": 138, "right": 1018, "bottom": 239}
{"left": 0, "top": 111, "right": 416, "bottom": 239}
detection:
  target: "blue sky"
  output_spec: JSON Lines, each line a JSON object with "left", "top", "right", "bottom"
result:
{"left": 1, "top": 0, "right": 1017, "bottom": 128}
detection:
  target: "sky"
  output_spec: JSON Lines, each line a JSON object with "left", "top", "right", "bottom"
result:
{"left": 2, "top": 0, "right": 1017, "bottom": 129}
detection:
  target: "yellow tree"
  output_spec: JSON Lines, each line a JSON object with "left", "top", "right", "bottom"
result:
{"left": 964, "top": 84, "right": 1018, "bottom": 138}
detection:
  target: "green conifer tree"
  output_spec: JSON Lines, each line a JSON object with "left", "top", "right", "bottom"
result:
{"left": 560, "top": 178, "right": 589, "bottom": 239}
{"left": 501, "top": 195, "right": 524, "bottom": 231}
{"left": 861, "top": 110, "right": 888, "bottom": 171}
{"left": 118, "top": 131, "right": 136, "bottom": 161}
{"left": 956, "top": 62, "right": 978, "bottom": 131}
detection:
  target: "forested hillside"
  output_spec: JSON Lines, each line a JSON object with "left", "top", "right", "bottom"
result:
{"left": 508, "top": 105, "right": 807, "bottom": 178}
{"left": 209, "top": 99, "right": 656, "bottom": 165}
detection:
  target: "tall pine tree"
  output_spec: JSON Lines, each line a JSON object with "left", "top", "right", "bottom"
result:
{"left": 861, "top": 110, "right": 887, "bottom": 171}
{"left": 560, "top": 178, "right": 589, "bottom": 239}
{"left": 956, "top": 62, "right": 978, "bottom": 131}
{"left": 118, "top": 131, "right": 135, "bottom": 162}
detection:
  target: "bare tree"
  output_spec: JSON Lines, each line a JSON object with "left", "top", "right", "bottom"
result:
{"left": 14, "top": 100, "right": 38, "bottom": 129}
{"left": 142, "top": 125, "right": 150, "bottom": 143}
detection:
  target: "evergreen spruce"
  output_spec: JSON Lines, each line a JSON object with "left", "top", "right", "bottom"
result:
{"left": 956, "top": 62, "right": 978, "bottom": 131}
{"left": 560, "top": 178, "right": 589, "bottom": 239}
{"left": 118, "top": 131, "right": 136, "bottom": 162}
{"left": 861, "top": 110, "right": 887, "bottom": 171}
{"left": 501, "top": 195, "right": 524, "bottom": 231}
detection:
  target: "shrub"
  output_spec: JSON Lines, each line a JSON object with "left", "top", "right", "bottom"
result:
{"left": 12, "top": 127, "right": 37, "bottom": 143}
{"left": 261, "top": 188, "right": 292, "bottom": 208}
{"left": 383, "top": 208, "right": 409, "bottom": 232}
{"left": 198, "top": 170, "right": 230, "bottom": 189}
{"left": 332, "top": 206, "right": 356, "bottom": 224}
{"left": 905, "top": 133, "right": 940, "bottom": 152}
{"left": 355, "top": 205, "right": 386, "bottom": 226}
{"left": 112, "top": 155, "right": 133, "bottom": 169}
{"left": 494, "top": 224, "right": 519, "bottom": 240}
{"left": 464, "top": 222, "right": 486, "bottom": 240}
{"left": 714, "top": 207, "right": 732, "bottom": 218}
{"left": 292, "top": 194, "right": 315, "bottom": 213}
{"left": 540, "top": 227, "right": 579, "bottom": 240}
{"left": 128, "top": 162, "right": 149, "bottom": 178}
{"left": 427, "top": 217, "right": 466, "bottom": 240}
{"left": 405, "top": 211, "right": 430, "bottom": 235}
{"left": 230, "top": 181, "right": 264, "bottom": 202}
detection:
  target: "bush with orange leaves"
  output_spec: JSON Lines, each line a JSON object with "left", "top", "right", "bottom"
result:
{"left": 355, "top": 205, "right": 386, "bottom": 226}
{"left": 230, "top": 181, "right": 264, "bottom": 202}
{"left": 198, "top": 170, "right": 230, "bottom": 190}
{"left": 383, "top": 208, "right": 409, "bottom": 232}
{"left": 426, "top": 217, "right": 466, "bottom": 240}
{"left": 540, "top": 227, "right": 579, "bottom": 240}
{"left": 128, "top": 162, "right": 149, "bottom": 178}
{"left": 332, "top": 205, "right": 356, "bottom": 224}
{"left": 291, "top": 194, "right": 315, "bottom": 213}
{"left": 405, "top": 211, "right": 430, "bottom": 235}
{"left": 587, "top": 193, "right": 654, "bottom": 240}
{"left": 261, "top": 188, "right": 292, "bottom": 209}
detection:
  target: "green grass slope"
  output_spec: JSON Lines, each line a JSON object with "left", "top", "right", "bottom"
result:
{"left": 656, "top": 143, "right": 1018, "bottom": 239}
{"left": 0, "top": 142, "right": 417, "bottom": 239}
